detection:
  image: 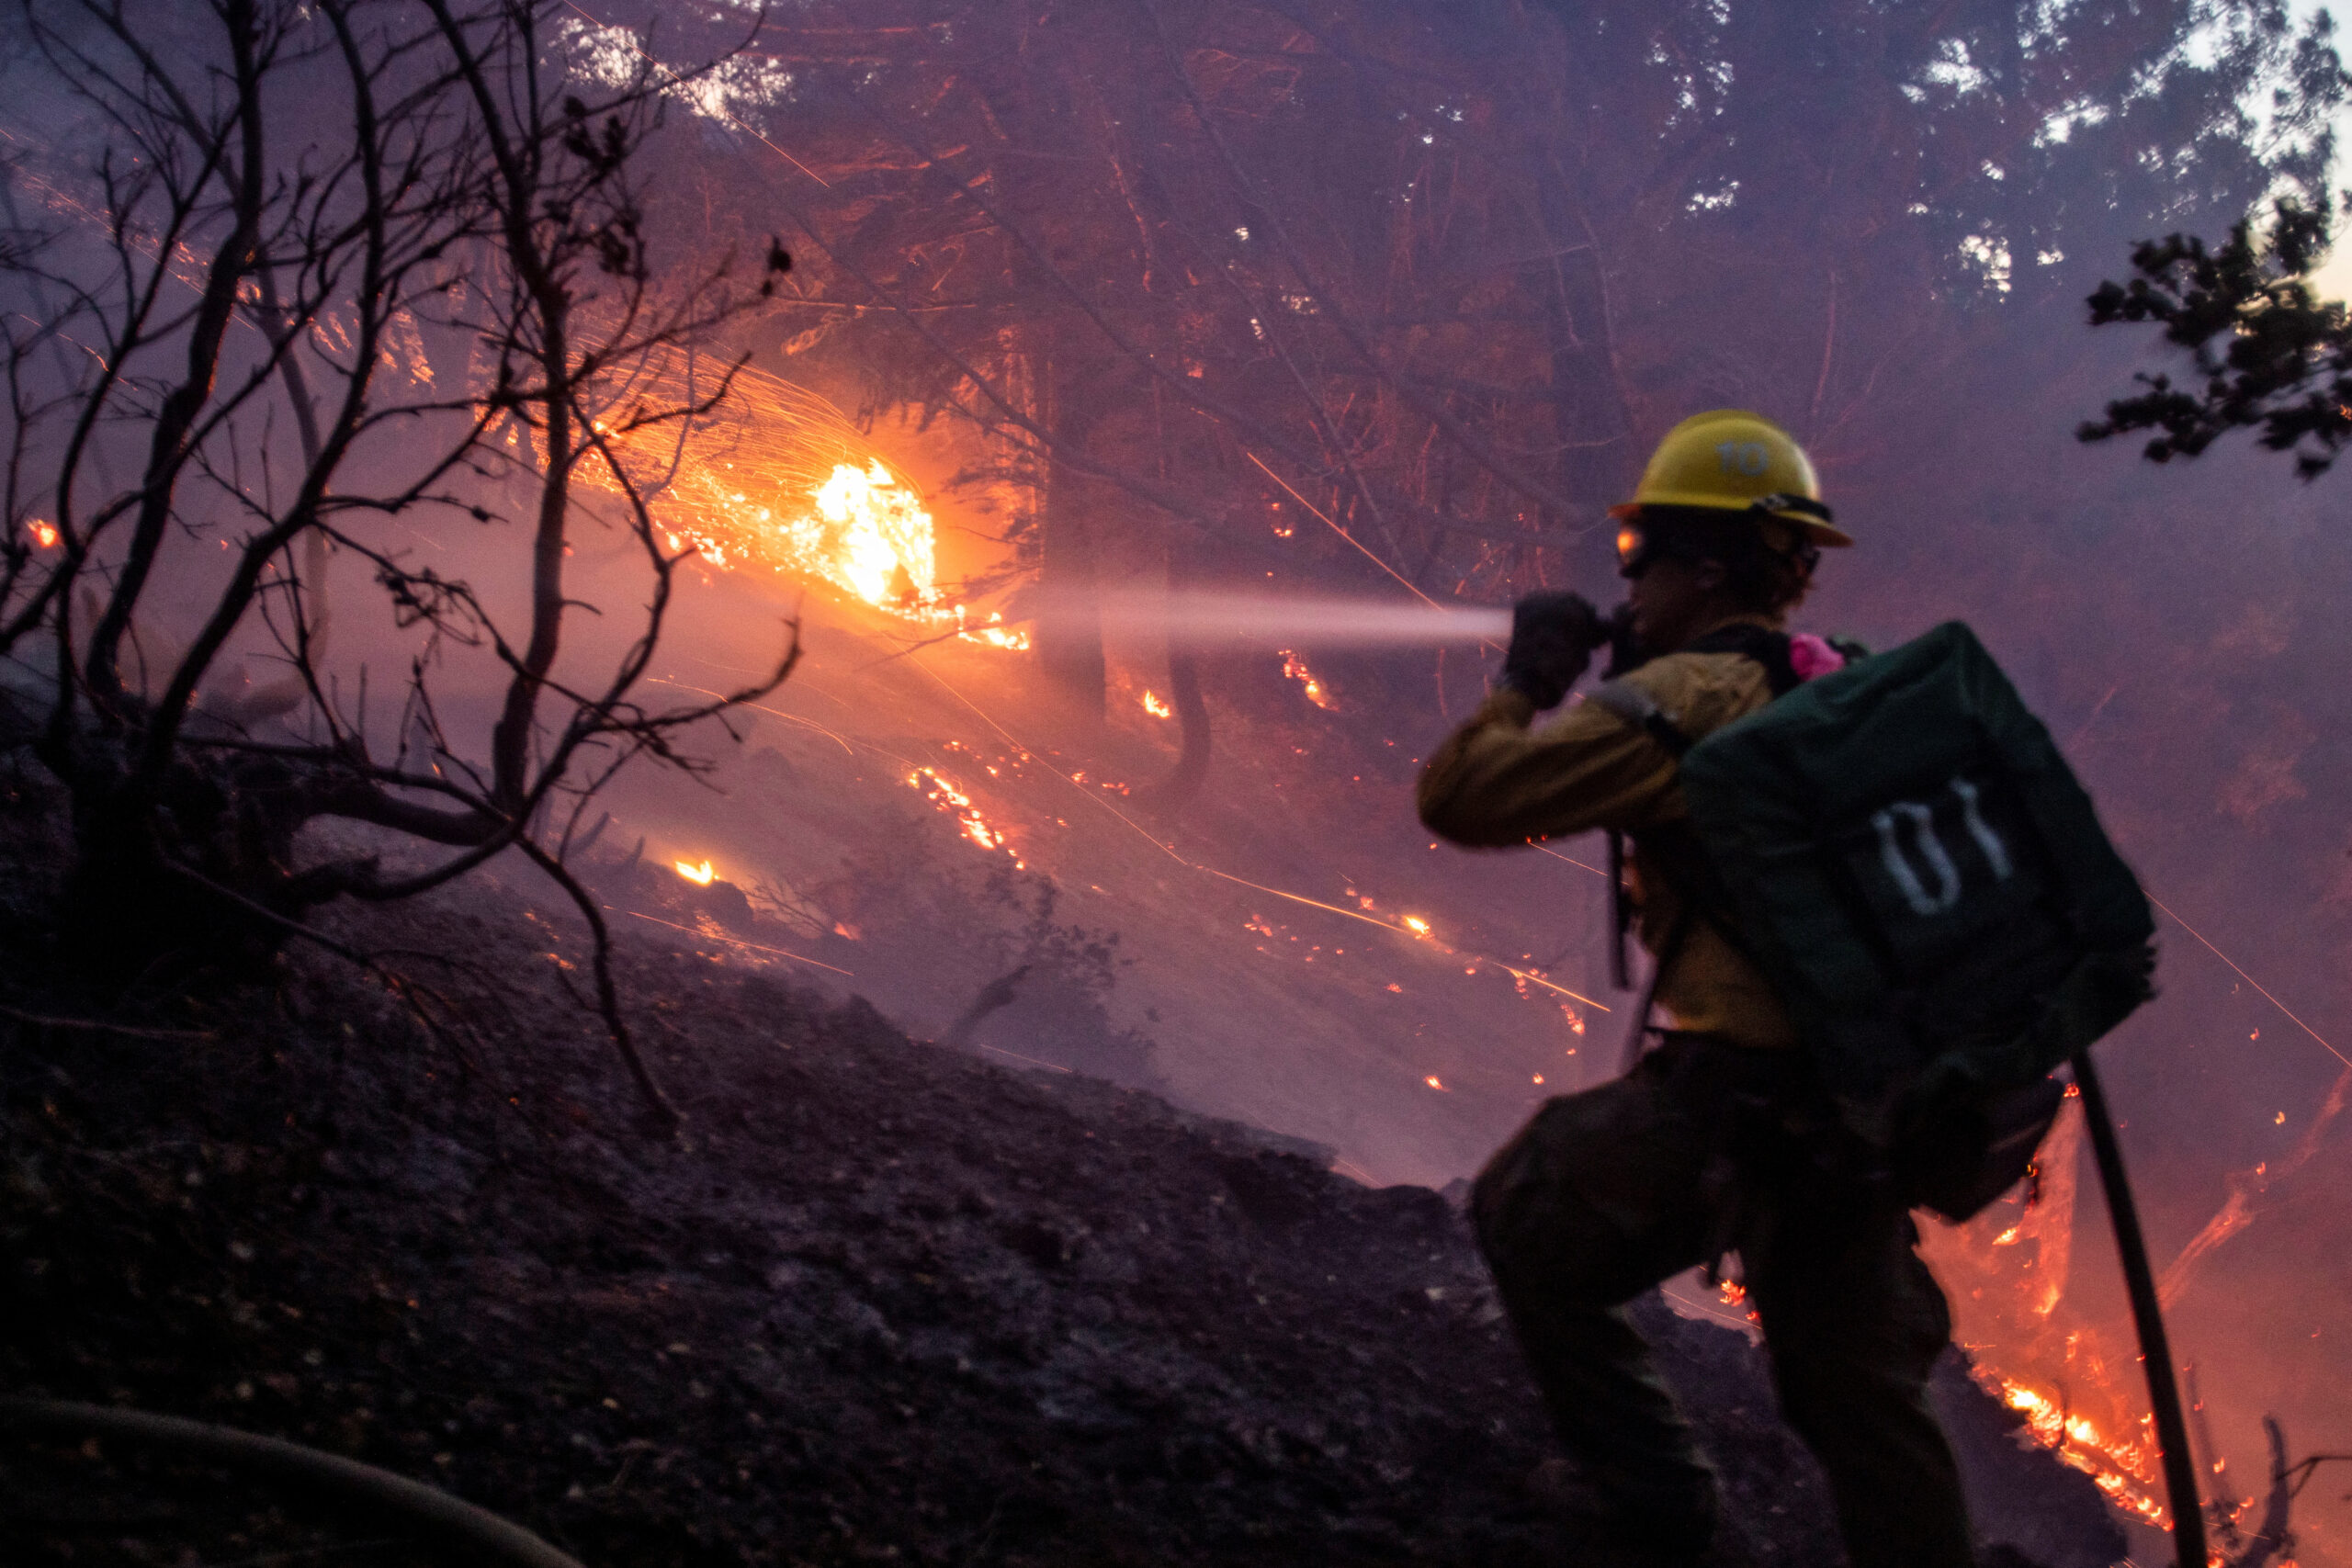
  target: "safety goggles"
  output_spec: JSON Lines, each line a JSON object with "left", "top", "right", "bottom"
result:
{"left": 1614, "top": 522, "right": 1669, "bottom": 579}
{"left": 1616, "top": 498, "right": 1826, "bottom": 579}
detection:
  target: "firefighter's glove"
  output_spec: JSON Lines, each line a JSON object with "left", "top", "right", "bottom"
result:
{"left": 1500, "top": 592, "right": 1604, "bottom": 708}
{"left": 1600, "top": 603, "right": 1645, "bottom": 680}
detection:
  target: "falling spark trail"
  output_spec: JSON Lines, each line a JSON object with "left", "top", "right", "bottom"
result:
{"left": 978, "top": 1043, "right": 1075, "bottom": 1074}
{"left": 1031, "top": 590, "right": 1512, "bottom": 651}
{"left": 1244, "top": 451, "right": 1450, "bottom": 613}
{"left": 620, "top": 909, "right": 854, "bottom": 976}
{"left": 1529, "top": 841, "right": 1610, "bottom": 878}
{"left": 2144, "top": 891, "right": 2346, "bottom": 1070}
{"left": 906, "top": 655, "right": 1608, "bottom": 1013}
{"left": 647, "top": 678, "right": 897, "bottom": 761}
{"left": 2064, "top": 682, "right": 2120, "bottom": 751}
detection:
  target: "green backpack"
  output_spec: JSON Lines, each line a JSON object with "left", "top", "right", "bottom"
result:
{"left": 1609, "top": 622, "right": 2155, "bottom": 1212}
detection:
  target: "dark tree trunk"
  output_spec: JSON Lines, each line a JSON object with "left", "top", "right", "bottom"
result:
{"left": 1142, "top": 645, "right": 1210, "bottom": 820}
{"left": 1140, "top": 531, "right": 1212, "bottom": 818}
{"left": 1035, "top": 349, "right": 1107, "bottom": 719}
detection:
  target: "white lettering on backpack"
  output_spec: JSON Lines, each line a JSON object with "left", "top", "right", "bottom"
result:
{"left": 1950, "top": 777, "right": 2014, "bottom": 881}
{"left": 1871, "top": 778, "right": 2012, "bottom": 917}
{"left": 1872, "top": 802, "right": 1962, "bottom": 915}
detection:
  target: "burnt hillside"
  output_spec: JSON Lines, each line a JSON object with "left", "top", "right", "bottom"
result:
{"left": 0, "top": 818, "right": 2121, "bottom": 1567}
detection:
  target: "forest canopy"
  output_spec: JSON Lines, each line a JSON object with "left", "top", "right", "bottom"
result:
{"left": 642, "top": 0, "right": 2346, "bottom": 702}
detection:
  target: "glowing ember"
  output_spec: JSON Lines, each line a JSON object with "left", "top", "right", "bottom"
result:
{"left": 1401, "top": 915, "right": 1433, "bottom": 938}
{"left": 1424, "top": 1075, "right": 1447, "bottom": 1091}
{"left": 1140, "top": 689, "right": 1172, "bottom": 718}
{"left": 674, "top": 858, "right": 716, "bottom": 886}
{"left": 963, "top": 614, "right": 1031, "bottom": 650}
{"left": 28, "top": 519, "right": 58, "bottom": 549}
{"left": 910, "top": 767, "right": 1021, "bottom": 863}
{"left": 1279, "top": 649, "right": 1339, "bottom": 709}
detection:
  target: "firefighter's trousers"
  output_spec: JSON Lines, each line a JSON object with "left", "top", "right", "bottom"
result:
{"left": 1470, "top": 1034, "right": 1974, "bottom": 1568}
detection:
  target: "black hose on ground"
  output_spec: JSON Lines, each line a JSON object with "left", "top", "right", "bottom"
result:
{"left": 0, "top": 1397, "right": 585, "bottom": 1568}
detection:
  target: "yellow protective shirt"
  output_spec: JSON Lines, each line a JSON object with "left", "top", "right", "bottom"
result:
{"left": 1416, "top": 623, "right": 1800, "bottom": 1050}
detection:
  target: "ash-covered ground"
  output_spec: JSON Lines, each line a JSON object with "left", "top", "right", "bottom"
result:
{"left": 0, "top": 799, "right": 2127, "bottom": 1568}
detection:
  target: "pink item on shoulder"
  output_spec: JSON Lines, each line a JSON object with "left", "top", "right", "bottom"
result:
{"left": 1788, "top": 633, "right": 1846, "bottom": 682}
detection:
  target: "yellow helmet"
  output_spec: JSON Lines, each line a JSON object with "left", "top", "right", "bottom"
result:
{"left": 1610, "top": 410, "right": 1852, "bottom": 547}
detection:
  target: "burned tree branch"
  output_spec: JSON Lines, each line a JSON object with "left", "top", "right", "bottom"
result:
{"left": 0, "top": 1, "right": 808, "bottom": 1122}
{"left": 513, "top": 832, "right": 677, "bottom": 1129}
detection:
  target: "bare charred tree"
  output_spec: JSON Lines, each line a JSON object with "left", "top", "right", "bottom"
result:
{"left": 0, "top": 0, "right": 797, "bottom": 1120}
{"left": 2198, "top": 1414, "right": 2352, "bottom": 1568}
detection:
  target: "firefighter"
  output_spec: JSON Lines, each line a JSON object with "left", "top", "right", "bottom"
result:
{"left": 1416, "top": 411, "right": 1975, "bottom": 1568}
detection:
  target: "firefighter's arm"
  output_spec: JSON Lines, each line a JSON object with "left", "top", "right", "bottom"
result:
{"left": 1415, "top": 685, "right": 1677, "bottom": 847}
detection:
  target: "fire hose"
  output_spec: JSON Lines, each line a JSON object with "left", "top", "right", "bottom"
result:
{"left": 0, "top": 1397, "right": 585, "bottom": 1568}
{"left": 2071, "top": 1052, "right": 2208, "bottom": 1568}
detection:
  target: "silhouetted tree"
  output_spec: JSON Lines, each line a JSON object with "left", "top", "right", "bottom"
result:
{"left": 2080, "top": 198, "right": 2352, "bottom": 477}
{"left": 0, "top": 0, "right": 797, "bottom": 1119}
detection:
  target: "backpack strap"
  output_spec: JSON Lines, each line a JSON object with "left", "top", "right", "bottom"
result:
{"left": 1682, "top": 623, "right": 1802, "bottom": 696}
{"left": 1589, "top": 636, "right": 1793, "bottom": 1064}
{"left": 1586, "top": 679, "right": 1694, "bottom": 758}
{"left": 1588, "top": 678, "right": 1691, "bottom": 1025}
{"left": 1587, "top": 625, "right": 1800, "bottom": 755}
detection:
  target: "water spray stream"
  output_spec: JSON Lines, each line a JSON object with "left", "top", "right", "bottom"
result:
{"left": 1030, "top": 591, "right": 1512, "bottom": 650}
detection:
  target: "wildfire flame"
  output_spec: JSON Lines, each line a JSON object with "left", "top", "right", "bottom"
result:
{"left": 1981, "top": 1367, "right": 2170, "bottom": 1528}
{"left": 28, "top": 519, "right": 58, "bottom": 549}
{"left": 1140, "top": 689, "right": 1172, "bottom": 718}
{"left": 673, "top": 858, "right": 716, "bottom": 886}
{"left": 575, "top": 357, "right": 1026, "bottom": 648}
{"left": 811, "top": 458, "right": 933, "bottom": 605}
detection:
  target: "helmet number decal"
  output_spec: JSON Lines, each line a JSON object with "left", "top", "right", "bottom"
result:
{"left": 1716, "top": 440, "right": 1770, "bottom": 477}
{"left": 1871, "top": 777, "right": 2015, "bottom": 918}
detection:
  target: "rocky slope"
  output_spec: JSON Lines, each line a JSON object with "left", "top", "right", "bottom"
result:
{"left": 0, "top": 837, "right": 2125, "bottom": 1566}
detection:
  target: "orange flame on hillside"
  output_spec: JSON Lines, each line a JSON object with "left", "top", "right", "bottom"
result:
{"left": 673, "top": 858, "right": 715, "bottom": 886}
{"left": 580, "top": 358, "right": 1026, "bottom": 648}
{"left": 909, "top": 767, "right": 1023, "bottom": 867}
{"left": 28, "top": 519, "right": 58, "bottom": 549}
{"left": 1979, "top": 1366, "right": 2170, "bottom": 1528}
{"left": 1140, "top": 689, "right": 1171, "bottom": 718}
{"left": 1919, "top": 1089, "right": 2181, "bottom": 1536}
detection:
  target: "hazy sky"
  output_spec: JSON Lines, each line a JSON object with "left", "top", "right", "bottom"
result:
{"left": 2294, "top": 2, "right": 2352, "bottom": 294}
